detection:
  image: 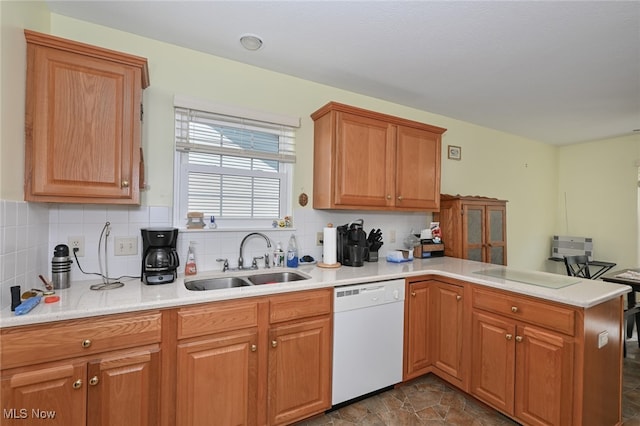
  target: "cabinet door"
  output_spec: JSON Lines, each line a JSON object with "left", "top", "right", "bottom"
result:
{"left": 1, "top": 361, "right": 86, "bottom": 426}
{"left": 395, "top": 126, "right": 440, "bottom": 210}
{"left": 470, "top": 311, "right": 515, "bottom": 415}
{"left": 25, "top": 43, "right": 141, "bottom": 203}
{"left": 431, "top": 281, "right": 465, "bottom": 384}
{"left": 515, "top": 325, "right": 574, "bottom": 426}
{"left": 268, "top": 317, "right": 331, "bottom": 426}
{"left": 486, "top": 204, "right": 507, "bottom": 265}
{"left": 87, "top": 347, "right": 160, "bottom": 426}
{"left": 176, "top": 330, "right": 259, "bottom": 426}
{"left": 462, "top": 204, "right": 486, "bottom": 262}
{"left": 404, "top": 281, "right": 432, "bottom": 379}
{"left": 333, "top": 112, "right": 395, "bottom": 207}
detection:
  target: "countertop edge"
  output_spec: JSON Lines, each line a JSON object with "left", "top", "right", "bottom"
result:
{"left": 0, "top": 258, "right": 631, "bottom": 329}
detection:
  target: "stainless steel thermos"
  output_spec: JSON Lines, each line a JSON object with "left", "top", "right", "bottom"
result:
{"left": 51, "top": 244, "right": 72, "bottom": 289}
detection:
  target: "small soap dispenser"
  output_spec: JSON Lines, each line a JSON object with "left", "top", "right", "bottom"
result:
{"left": 185, "top": 241, "right": 198, "bottom": 276}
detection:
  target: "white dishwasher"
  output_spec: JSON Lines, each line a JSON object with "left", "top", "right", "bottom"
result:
{"left": 332, "top": 279, "right": 405, "bottom": 406}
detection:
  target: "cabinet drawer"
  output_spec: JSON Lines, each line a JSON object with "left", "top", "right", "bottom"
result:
{"left": 177, "top": 300, "right": 259, "bottom": 340}
{"left": 472, "top": 288, "right": 576, "bottom": 336}
{"left": 270, "top": 289, "right": 332, "bottom": 324}
{"left": 0, "top": 311, "right": 161, "bottom": 369}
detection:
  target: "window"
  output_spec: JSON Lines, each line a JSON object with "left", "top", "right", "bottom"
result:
{"left": 174, "top": 97, "right": 298, "bottom": 228}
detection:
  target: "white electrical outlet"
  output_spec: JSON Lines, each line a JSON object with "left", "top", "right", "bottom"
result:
{"left": 389, "top": 230, "right": 396, "bottom": 243}
{"left": 597, "top": 331, "right": 608, "bottom": 348}
{"left": 115, "top": 237, "right": 138, "bottom": 256}
{"left": 317, "top": 232, "right": 324, "bottom": 246}
{"left": 68, "top": 236, "right": 85, "bottom": 257}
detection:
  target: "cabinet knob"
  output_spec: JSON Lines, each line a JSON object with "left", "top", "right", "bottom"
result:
{"left": 251, "top": 344, "right": 257, "bottom": 352}
{"left": 89, "top": 376, "right": 99, "bottom": 386}
{"left": 271, "top": 340, "right": 278, "bottom": 348}
{"left": 397, "top": 195, "right": 403, "bottom": 201}
{"left": 505, "top": 334, "right": 513, "bottom": 340}
{"left": 456, "top": 295, "right": 462, "bottom": 301}
{"left": 515, "top": 336, "right": 523, "bottom": 343}
{"left": 121, "top": 180, "right": 130, "bottom": 188}
{"left": 386, "top": 195, "right": 392, "bottom": 200}
{"left": 81, "top": 339, "right": 92, "bottom": 348}
{"left": 72, "top": 379, "right": 83, "bottom": 389}
{"left": 411, "top": 292, "right": 416, "bottom": 297}
{"left": 511, "top": 306, "right": 518, "bottom": 313}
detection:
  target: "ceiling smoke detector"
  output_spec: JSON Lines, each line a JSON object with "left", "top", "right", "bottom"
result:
{"left": 239, "top": 34, "right": 263, "bottom": 51}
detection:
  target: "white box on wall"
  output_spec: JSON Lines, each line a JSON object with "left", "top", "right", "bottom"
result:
{"left": 551, "top": 235, "right": 593, "bottom": 261}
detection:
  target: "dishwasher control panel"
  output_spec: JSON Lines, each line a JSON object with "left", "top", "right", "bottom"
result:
{"left": 334, "top": 279, "right": 405, "bottom": 311}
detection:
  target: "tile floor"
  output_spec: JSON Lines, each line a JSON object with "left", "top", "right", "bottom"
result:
{"left": 296, "top": 335, "right": 640, "bottom": 426}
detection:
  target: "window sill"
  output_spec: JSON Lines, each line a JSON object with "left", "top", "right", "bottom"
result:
{"left": 178, "top": 226, "right": 297, "bottom": 233}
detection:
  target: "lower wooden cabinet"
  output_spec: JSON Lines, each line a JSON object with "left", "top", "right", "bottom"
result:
{"left": 87, "top": 347, "right": 161, "bottom": 426}
{"left": 176, "top": 329, "right": 259, "bottom": 426}
{"left": 404, "top": 276, "right": 468, "bottom": 389}
{"left": 406, "top": 277, "right": 623, "bottom": 426}
{"left": 469, "top": 287, "right": 622, "bottom": 426}
{"left": 268, "top": 316, "right": 332, "bottom": 425}
{"left": 1, "top": 346, "right": 160, "bottom": 426}
{"left": 471, "top": 308, "right": 574, "bottom": 425}
{"left": 431, "top": 280, "right": 466, "bottom": 388}
{"left": 174, "top": 288, "right": 332, "bottom": 426}
{"left": 404, "top": 279, "right": 432, "bottom": 378}
{"left": 2, "top": 360, "right": 87, "bottom": 425}
{"left": 0, "top": 311, "right": 162, "bottom": 426}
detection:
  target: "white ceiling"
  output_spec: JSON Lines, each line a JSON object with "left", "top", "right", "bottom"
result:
{"left": 46, "top": 0, "right": 640, "bottom": 145}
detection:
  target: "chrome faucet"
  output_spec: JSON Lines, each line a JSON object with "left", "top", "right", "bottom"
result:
{"left": 239, "top": 232, "right": 272, "bottom": 269}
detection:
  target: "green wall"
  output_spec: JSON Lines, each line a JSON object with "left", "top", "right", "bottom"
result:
{"left": 2, "top": 2, "right": 638, "bottom": 271}
{"left": 557, "top": 134, "right": 640, "bottom": 270}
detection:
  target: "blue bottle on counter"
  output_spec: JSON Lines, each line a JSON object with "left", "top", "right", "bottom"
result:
{"left": 286, "top": 234, "right": 299, "bottom": 268}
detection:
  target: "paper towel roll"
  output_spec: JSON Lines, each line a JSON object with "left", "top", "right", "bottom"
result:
{"left": 323, "top": 226, "right": 337, "bottom": 265}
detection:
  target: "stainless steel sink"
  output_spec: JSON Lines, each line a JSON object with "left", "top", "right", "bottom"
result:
{"left": 184, "top": 277, "right": 251, "bottom": 291}
{"left": 184, "top": 269, "right": 311, "bottom": 291}
{"left": 246, "top": 271, "right": 310, "bottom": 285}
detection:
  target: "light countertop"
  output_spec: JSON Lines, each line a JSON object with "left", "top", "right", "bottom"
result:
{"left": 1, "top": 256, "right": 631, "bottom": 328}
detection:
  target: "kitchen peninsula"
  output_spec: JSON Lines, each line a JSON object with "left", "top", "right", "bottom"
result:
{"left": 0, "top": 257, "right": 629, "bottom": 426}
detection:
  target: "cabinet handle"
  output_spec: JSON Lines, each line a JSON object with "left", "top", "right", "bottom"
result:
{"left": 271, "top": 340, "right": 278, "bottom": 348}
{"left": 515, "top": 336, "right": 523, "bottom": 342}
{"left": 89, "top": 376, "right": 99, "bottom": 386}
{"left": 386, "top": 195, "right": 392, "bottom": 200}
{"left": 456, "top": 295, "right": 462, "bottom": 301}
{"left": 72, "top": 379, "right": 83, "bottom": 389}
{"left": 121, "top": 180, "right": 130, "bottom": 188}
{"left": 505, "top": 334, "right": 513, "bottom": 340}
{"left": 511, "top": 306, "right": 518, "bottom": 313}
{"left": 251, "top": 344, "right": 257, "bottom": 352}
{"left": 411, "top": 292, "right": 416, "bottom": 297}
{"left": 397, "top": 195, "right": 403, "bottom": 201}
{"left": 81, "top": 339, "right": 92, "bottom": 348}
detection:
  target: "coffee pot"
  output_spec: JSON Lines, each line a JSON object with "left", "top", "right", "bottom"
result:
{"left": 141, "top": 228, "right": 179, "bottom": 284}
{"left": 336, "top": 219, "right": 368, "bottom": 267}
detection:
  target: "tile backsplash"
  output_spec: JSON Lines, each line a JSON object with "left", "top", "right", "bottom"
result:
{"left": 1, "top": 199, "right": 429, "bottom": 309}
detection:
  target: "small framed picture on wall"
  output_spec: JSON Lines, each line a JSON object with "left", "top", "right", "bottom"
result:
{"left": 447, "top": 145, "right": 462, "bottom": 160}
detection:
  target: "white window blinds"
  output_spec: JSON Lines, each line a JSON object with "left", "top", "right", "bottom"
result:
{"left": 174, "top": 102, "right": 297, "bottom": 223}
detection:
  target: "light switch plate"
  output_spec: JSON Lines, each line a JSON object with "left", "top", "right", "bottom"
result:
{"left": 115, "top": 237, "right": 138, "bottom": 256}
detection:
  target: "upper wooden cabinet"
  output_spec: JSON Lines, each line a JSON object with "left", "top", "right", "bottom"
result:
{"left": 24, "top": 30, "right": 149, "bottom": 204}
{"left": 311, "top": 102, "right": 446, "bottom": 211}
{"left": 434, "top": 194, "right": 508, "bottom": 265}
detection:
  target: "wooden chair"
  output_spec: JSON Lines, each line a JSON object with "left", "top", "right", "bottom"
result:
{"left": 563, "top": 255, "right": 591, "bottom": 278}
